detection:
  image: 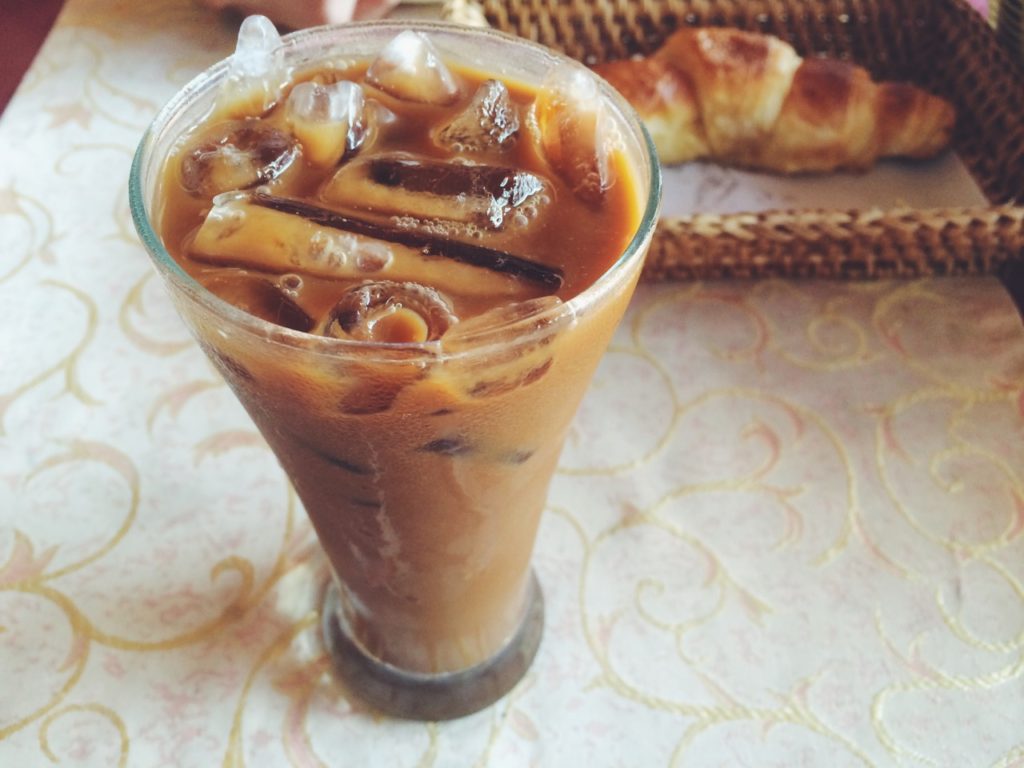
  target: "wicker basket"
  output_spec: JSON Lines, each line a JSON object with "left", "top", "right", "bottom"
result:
{"left": 443, "top": 0, "right": 1024, "bottom": 283}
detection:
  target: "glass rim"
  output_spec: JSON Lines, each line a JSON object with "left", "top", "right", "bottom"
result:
{"left": 129, "top": 19, "right": 663, "bottom": 360}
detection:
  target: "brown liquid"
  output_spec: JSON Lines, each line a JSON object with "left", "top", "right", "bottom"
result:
{"left": 157, "top": 59, "right": 644, "bottom": 673}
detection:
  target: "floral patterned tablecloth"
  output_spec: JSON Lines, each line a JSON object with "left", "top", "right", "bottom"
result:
{"left": 2, "top": 1, "right": 1023, "bottom": 765}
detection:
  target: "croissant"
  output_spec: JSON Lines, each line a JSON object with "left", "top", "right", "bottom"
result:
{"left": 594, "top": 27, "right": 956, "bottom": 173}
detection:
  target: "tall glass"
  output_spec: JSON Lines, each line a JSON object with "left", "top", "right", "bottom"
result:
{"left": 130, "top": 20, "right": 660, "bottom": 720}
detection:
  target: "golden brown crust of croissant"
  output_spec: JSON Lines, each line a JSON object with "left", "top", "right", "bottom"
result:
{"left": 875, "top": 82, "right": 957, "bottom": 160}
{"left": 595, "top": 27, "right": 956, "bottom": 173}
{"left": 763, "top": 57, "right": 880, "bottom": 172}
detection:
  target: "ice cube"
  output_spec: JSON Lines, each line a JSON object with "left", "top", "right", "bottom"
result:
{"left": 366, "top": 99, "right": 398, "bottom": 133}
{"left": 321, "top": 153, "right": 548, "bottom": 230}
{"left": 533, "top": 66, "right": 615, "bottom": 205}
{"left": 201, "top": 273, "right": 313, "bottom": 332}
{"left": 286, "top": 80, "right": 365, "bottom": 167}
{"left": 319, "top": 281, "right": 458, "bottom": 343}
{"left": 440, "top": 296, "right": 564, "bottom": 397}
{"left": 190, "top": 191, "right": 545, "bottom": 299}
{"left": 435, "top": 79, "right": 520, "bottom": 153}
{"left": 276, "top": 273, "right": 304, "bottom": 299}
{"left": 440, "top": 296, "right": 563, "bottom": 351}
{"left": 365, "top": 30, "right": 460, "bottom": 105}
{"left": 179, "top": 121, "right": 299, "bottom": 198}
{"left": 219, "top": 15, "right": 288, "bottom": 117}
{"left": 232, "top": 15, "right": 280, "bottom": 77}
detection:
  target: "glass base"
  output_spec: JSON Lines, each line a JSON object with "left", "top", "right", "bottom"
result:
{"left": 321, "top": 572, "right": 544, "bottom": 721}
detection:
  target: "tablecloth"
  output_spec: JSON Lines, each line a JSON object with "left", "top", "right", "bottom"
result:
{"left": 2, "top": 1, "right": 1023, "bottom": 765}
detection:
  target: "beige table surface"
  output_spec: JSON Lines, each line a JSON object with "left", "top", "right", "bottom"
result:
{"left": 2, "top": 1, "right": 1024, "bottom": 765}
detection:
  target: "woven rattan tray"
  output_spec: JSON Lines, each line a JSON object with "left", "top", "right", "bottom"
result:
{"left": 442, "top": 0, "right": 1024, "bottom": 283}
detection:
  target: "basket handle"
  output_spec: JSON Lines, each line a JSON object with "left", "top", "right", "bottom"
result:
{"left": 645, "top": 206, "right": 1024, "bottom": 281}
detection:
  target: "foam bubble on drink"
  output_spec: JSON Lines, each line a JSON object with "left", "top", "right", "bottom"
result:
{"left": 286, "top": 81, "right": 366, "bottom": 167}
{"left": 306, "top": 229, "right": 389, "bottom": 273}
{"left": 220, "top": 15, "right": 288, "bottom": 117}
{"left": 277, "top": 273, "right": 304, "bottom": 298}
{"left": 390, "top": 215, "right": 486, "bottom": 243}
{"left": 533, "top": 65, "right": 615, "bottom": 206}
{"left": 510, "top": 190, "right": 549, "bottom": 228}
{"left": 435, "top": 79, "right": 520, "bottom": 153}
{"left": 365, "top": 30, "right": 461, "bottom": 106}
{"left": 306, "top": 231, "right": 341, "bottom": 270}
{"left": 354, "top": 241, "right": 393, "bottom": 273}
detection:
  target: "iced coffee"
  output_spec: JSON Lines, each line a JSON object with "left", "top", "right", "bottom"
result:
{"left": 133, "top": 18, "right": 659, "bottom": 719}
